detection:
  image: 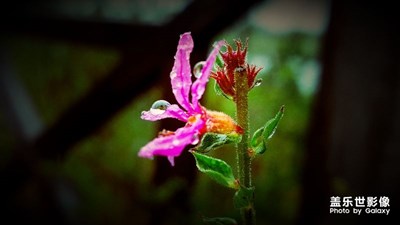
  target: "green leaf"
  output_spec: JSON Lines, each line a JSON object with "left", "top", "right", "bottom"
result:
{"left": 262, "top": 105, "right": 284, "bottom": 141}
{"left": 250, "top": 127, "right": 264, "bottom": 148}
{"left": 233, "top": 186, "right": 255, "bottom": 209}
{"left": 250, "top": 106, "right": 284, "bottom": 155}
{"left": 191, "top": 151, "right": 238, "bottom": 189}
{"left": 214, "top": 80, "right": 223, "bottom": 95}
{"left": 254, "top": 141, "right": 267, "bottom": 155}
{"left": 195, "top": 132, "right": 241, "bottom": 153}
{"left": 251, "top": 127, "right": 267, "bottom": 154}
{"left": 203, "top": 217, "right": 237, "bottom": 225}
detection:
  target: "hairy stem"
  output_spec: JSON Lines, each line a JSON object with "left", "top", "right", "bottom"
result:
{"left": 234, "top": 67, "right": 255, "bottom": 225}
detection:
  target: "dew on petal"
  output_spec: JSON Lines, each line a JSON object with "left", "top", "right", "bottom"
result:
{"left": 150, "top": 100, "right": 171, "bottom": 115}
{"left": 150, "top": 108, "right": 166, "bottom": 115}
{"left": 151, "top": 100, "right": 171, "bottom": 110}
{"left": 191, "top": 133, "right": 200, "bottom": 145}
{"left": 193, "top": 61, "right": 205, "bottom": 78}
{"left": 254, "top": 78, "right": 262, "bottom": 87}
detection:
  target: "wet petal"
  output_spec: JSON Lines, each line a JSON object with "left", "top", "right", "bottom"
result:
{"left": 141, "top": 104, "right": 189, "bottom": 122}
{"left": 138, "top": 115, "right": 205, "bottom": 166}
{"left": 191, "top": 40, "right": 224, "bottom": 111}
{"left": 170, "top": 32, "right": 194, "bottom": 112}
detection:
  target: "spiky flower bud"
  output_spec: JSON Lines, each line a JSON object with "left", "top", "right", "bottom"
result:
{"left": 211, "top": 39, "right": 262, "bottom": 100}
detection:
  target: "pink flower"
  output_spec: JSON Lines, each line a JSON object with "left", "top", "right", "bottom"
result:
{"left": 139, "top": 32, "right": 241, "bottom": 166}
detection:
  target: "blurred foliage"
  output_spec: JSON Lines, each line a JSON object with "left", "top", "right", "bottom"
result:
{"left": 2, "top": 11, "right": 322, "bottom": 225}
{"left": 61, "top": 87, "right": 160, "bottom": 225}
{"left": 7, "top": 36, "right": 120, "bottom": 127}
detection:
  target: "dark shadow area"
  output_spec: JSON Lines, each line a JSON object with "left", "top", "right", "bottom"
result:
{"left": 1, "top": 0, "right": 399, "bottom": 225}
{"left": 297, "top": 1, "right": 400, "bottom": 225}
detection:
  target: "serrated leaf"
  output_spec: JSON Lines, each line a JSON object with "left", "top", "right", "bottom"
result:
{"left": 262, "top": 105, "right": 284, "bottom": 141}
{"left": 203, "top": 216, "right": 237, "bottom": 225}
{"left": 191, "top": 151, "right": 237, "bottom": 189}
{"left": 233, "top": 186, "right": 255, "bottom": 209}
{"left": 196, "top": 132, "right": 241, "bottom": 153}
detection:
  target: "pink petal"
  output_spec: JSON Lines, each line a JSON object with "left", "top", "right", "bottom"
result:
{"left": 170, "top": 32, "right": 194, "bottom": 112}
{"left": 138, "top": 115, "right": 204, "bottom": 166}
{"left": 167, "top": 156, "right": 175, "bottom": 166}
{"left": 191, "top": 40, "right": 224, "bottom": 112}
{"left": 141, "top": 104, "right": 189, "bottom": 122}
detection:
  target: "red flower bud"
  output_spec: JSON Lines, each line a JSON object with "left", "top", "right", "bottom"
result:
{"left": 211, "top": 39, "right": 262, "bottom": 99}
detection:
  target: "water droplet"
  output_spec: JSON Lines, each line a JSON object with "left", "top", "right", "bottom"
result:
{"left": 254, "top": 78, "right": 262, "bottom": 87}
{"left": 151, "top": 100, "right": 171, "bottom": 110}
{"left": 193, "top": 61, "right": 205, "bottom": 78}
{"left": 192, "top": 134, "right": 200, "bottom": 145}
{"left": 150, "top": 100, "right": 171, "bottom": 115}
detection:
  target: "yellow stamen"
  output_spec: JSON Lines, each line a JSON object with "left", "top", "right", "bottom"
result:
{"left": 205, "top": 110, "right": 242, "bottom": 134}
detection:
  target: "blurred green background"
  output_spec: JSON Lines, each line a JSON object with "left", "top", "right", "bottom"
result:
{"left": 3, "top": 0, "right": 398, "bottom": 225}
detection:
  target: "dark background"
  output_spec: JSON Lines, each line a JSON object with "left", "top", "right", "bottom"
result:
{"left": 1, "top": 0, "right": 399, "bottom": 224}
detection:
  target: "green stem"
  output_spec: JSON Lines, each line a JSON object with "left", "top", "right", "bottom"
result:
{"left": 234, "top": 67, "right": 255, "bottom": 225}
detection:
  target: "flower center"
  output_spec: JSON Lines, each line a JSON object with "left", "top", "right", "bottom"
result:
{"left": 205, "top": 110, "right": 243, "bottom": 134}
